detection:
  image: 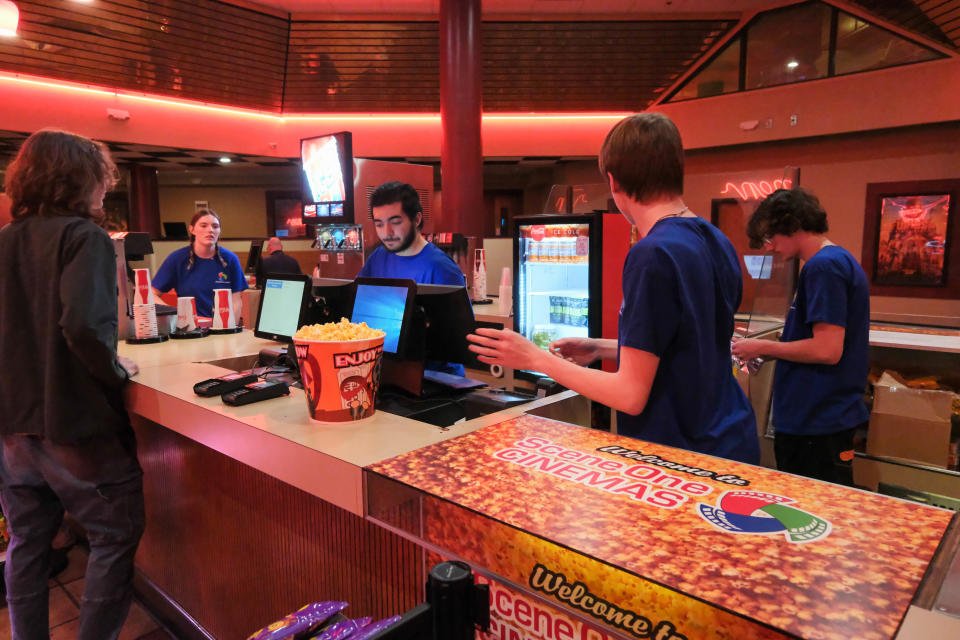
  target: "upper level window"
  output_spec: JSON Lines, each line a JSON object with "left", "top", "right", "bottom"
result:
{"left": 745, "top": 2, "right": 831, "bottom": 90}
{"left": 670, "top": 36, "right": 741, "bottom": 101}
{"left": 665, "top": 1, "right": 947, "bottom": 104}
{"left": 834, "top": 13, "right": 939, "bottom": 75}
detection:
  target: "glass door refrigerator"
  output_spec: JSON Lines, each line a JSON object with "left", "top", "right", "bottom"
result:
{"left": 513, "top": 214, "right": 603, "bottom": 378}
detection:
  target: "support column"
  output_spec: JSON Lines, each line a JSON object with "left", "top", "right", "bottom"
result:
{"left": 127, "top": 165, "right": 161, "bottom": 238}
{"left": 439, "top": 0, "right": 484, "bottom": 238}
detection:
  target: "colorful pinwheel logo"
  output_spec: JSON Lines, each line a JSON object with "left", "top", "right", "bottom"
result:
{"left": 697, "top": 490, "right": 831, "bottom": 543}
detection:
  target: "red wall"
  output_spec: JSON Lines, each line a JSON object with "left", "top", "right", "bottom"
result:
{"left": 3, "top": 57, "right": 958, "bottom": 158}
{"left": 682, "top": 123, "right": 960, "bottom": 324}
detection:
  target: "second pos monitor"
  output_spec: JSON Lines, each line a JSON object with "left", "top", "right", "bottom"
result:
{"left": 351, "top": 277, "right": 480, "bottom": 394}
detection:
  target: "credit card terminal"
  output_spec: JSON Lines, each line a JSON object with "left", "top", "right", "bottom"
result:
{"left": 222, "top": 380, "right": 290, "bottom": 406}
{"left": 194, "top": 372, "right": 259, "bottom": 397}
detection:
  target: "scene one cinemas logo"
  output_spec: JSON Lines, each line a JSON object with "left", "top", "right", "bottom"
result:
{"left": 493, "top": 437, "right": 717, "bottom": 509}
{"left": 333, "top": 345, "right": 383, "bottom": 368}
{"left": 529, "top": 565, "right": 686, "bottom": 640}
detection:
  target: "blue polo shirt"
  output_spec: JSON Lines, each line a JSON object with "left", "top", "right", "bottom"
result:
{"left": 359, "top": 242, "right": 467, "bottom": 375}
{"left": 152, "top": 246, "right": 247, "bottom": 317}
{"left": 618, "top": 217, "right": 759, "bottom": 464}
{"left": 359, "top": 243, "right": 466, "bottom": 286}
{"left": 773, "top": 245, "right": 870, "bottom": 435}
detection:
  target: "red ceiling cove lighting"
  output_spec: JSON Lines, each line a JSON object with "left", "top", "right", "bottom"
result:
{"left": 0, "top": 1, "right": 19, "bottom": 38}
{"left": 0, "top": 71, "right": 634, "bottom": 123}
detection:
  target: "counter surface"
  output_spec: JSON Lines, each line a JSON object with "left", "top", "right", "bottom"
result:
{"left": 119, "top": 330, "right": 575, "bottom": 515}
{"left": 869, "top": 328, "right": 960, "bottom": 353}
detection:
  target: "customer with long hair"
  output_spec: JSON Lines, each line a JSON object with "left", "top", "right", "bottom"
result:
{"left": 0, "top": 128, "right": 144, "bottom": 639}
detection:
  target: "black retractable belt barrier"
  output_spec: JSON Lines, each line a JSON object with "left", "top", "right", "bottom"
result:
{"left": 368, "top": 561, "right": 490, "bottom": 640}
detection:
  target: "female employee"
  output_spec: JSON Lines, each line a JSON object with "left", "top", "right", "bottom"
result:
{"left": 467, "top": 113, "right": 759, "bottom": 464}
{"left": 152, "top": 208, "right": 247, "bottom": 318}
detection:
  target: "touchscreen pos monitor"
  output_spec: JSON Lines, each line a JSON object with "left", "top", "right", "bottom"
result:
{"left": 414, "top": 284, "right": 481, "bottom": 369}
{"left": 350, "top": 277, "right": 416, "bottom": 356}
{"left": 254, "top": 274, "right": 314, "bottom": 343}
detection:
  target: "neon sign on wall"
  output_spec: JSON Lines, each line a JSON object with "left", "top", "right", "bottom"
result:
{"left": 720, "top": 178, "right": 793, "bottom": 201}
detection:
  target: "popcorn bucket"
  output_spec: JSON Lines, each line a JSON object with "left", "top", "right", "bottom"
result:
{"left": 293, "top": 335, "right": 385, "bottom": 422}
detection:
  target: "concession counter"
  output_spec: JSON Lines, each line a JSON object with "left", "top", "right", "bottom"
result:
{"left": 119, "top": 331, "right": 960, "bottom": 640}
{"left": 366, "top": 416, "right": 960, "bottom": 640}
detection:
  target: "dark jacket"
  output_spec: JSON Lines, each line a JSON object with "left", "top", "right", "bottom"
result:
{"left": 0, "top": 216, "right": 129, "bottom": 443}
{"left": 256, "top": 250, "right": 302, "bottom": 288}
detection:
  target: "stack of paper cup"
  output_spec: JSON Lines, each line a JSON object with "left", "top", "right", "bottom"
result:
{"left": 132, "top": 269, "right": 154, "bottom": 305}
{"left": 211, "top": 288, "right": 236, "bottom": 330}
{"left": 498, "top": 267, "right": 513, "bottom": 316}
{"left": 131, "top": 268, "right": 159, "bottom": 339}
{"left": 472, "top": 249, "right": 487, "bottom": 301}
{"left": 176, "top": 296, "right": 198, "bottom": 332}
{"left": 133, "top": 304, "right": 159, "bottom": 339}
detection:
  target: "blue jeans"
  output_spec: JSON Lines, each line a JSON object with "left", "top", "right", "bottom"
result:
{"left": 0, "top": 431, "right": 145, "bottom": 640}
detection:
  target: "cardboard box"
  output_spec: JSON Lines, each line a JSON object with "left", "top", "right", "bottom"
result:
{"left": 867, "top": 373, "right": 954, "bottom": 468}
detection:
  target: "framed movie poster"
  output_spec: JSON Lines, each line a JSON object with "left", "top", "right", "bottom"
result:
{"left": 862, "top": 179, "right": 960, "bottom": 299}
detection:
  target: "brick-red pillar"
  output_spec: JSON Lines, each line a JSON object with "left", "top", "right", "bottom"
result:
{"left": 439, "top": 0, "right": 484, "bottom": 238}
{"left": 127, "top": 164, "right": 162, "bottom": 238}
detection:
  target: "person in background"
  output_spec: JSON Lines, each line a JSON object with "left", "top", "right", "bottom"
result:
{"left": 0, "top": 129, "right": 143, "bottom": 639}
{"left": 732, "top": 188, "right": 869, "bottom": 485}
{"left": 256, "top": 236, "right": 302, "bottom": 288}
{"left": 152, "top": 208, "right": 247, "bottom": 318}
{"left": 358, "top": 181, "right": 465, "bottom": 286}
{"left": 359, "top": 181, "right": 467, "bottom": 376}
{"left": 467, "top": 113, "right": 759, "bottom": 464}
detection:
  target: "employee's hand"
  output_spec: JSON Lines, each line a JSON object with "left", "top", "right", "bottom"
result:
{"left": 118, "top": 355, "right": 140, "bottom": 378}
{"left": 730, "top": 338, "right": 767, "bottom": 361}
{"left": 467, "top": 328, "right": 545, "bottom": 371}
{"left": 548, "top": 337, "right": 599, "bottom": 366}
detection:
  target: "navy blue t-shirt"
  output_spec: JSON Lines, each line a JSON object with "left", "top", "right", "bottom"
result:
{"left": 359, "top": 242, "right": 467, "bottom": 375}
{"left": 618, "top": 217, "right": 759, "bottom": 464}
{"left": 773, "top": 245, "right": 870, "bottom": 435}
{"left": 152, "top": 246, "right": 247, "bottom": 317}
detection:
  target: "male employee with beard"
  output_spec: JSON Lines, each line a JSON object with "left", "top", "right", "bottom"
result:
{"left": 359, "top": 181, "right": 465, "bottom": 286}
{"left": 358, "top": 181, "right": 466, "bottom": 375}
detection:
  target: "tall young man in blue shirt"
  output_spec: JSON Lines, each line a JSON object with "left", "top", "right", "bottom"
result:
{"left": 467, "top": 113, "right": 759, "bottom": 464}
{"left": 732, "top": 188, "right": 869, "bottom": 485}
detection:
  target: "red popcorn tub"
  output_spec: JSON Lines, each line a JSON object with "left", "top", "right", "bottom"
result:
{"left": 293, "top": 319, "right": 386, "bottom": 422}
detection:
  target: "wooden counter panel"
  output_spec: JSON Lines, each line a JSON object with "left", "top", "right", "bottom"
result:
{"left": 134, "top": 416, "right": 424, "bottom": 640}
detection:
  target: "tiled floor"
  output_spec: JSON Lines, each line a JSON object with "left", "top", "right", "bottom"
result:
{"left": 0, "top": 546, "right": 177, "bottom": 640}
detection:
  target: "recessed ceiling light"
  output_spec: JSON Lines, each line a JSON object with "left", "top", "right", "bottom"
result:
{"left": 219, "top": 156, "right": 231, "bottom": 163}
{"left": 786, "top": 60, "right": 799, "bottom": 69}
{"left": 0, "top": 0, "right": 19, "bottom": 38}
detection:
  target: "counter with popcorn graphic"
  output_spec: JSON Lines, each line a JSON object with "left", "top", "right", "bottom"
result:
{"left": 365, "top": 415, "right": 960, "bottom": 640}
